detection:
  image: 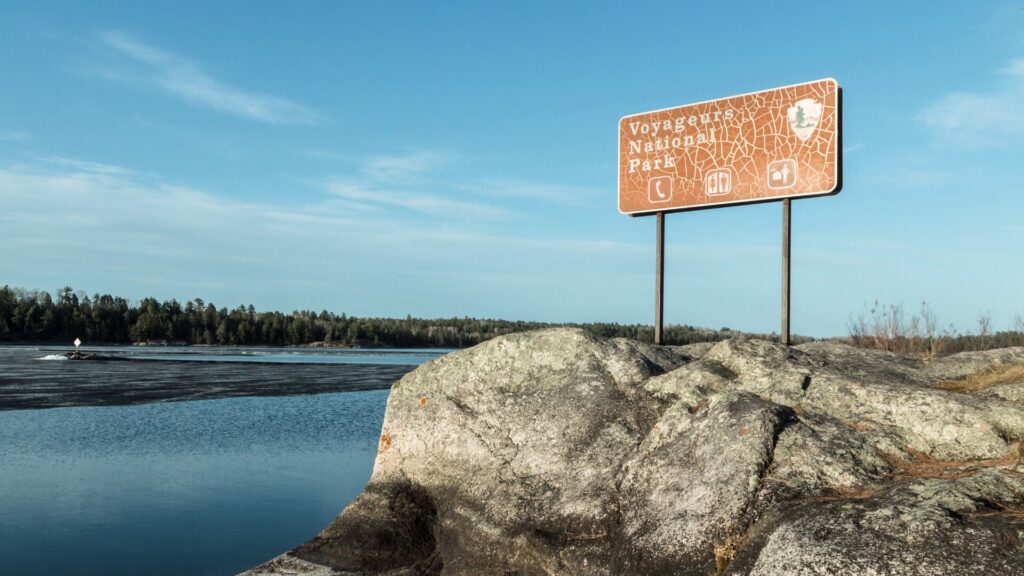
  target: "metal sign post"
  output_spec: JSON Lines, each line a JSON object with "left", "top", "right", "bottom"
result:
{"left": 782, "top": 199, "right": 791, "bottom": 346}
{"left": 655, "top": 212, "right": 665, "bottom": 345}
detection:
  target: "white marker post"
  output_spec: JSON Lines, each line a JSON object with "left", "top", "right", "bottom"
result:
{"left": 74, "top": 338, "right": 82, "bottom": 353}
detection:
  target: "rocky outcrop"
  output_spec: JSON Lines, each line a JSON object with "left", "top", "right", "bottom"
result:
{"left": 244, "top": 329, "right": 1024, "bottom": 576}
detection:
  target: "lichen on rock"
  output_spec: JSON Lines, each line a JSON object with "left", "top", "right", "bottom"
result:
{"left": 243, "top": 328, "right": 1024, "bottom": 576}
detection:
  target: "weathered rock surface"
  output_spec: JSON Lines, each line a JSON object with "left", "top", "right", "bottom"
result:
{"left": 244, "top": 329, "right": 1024, "bottom": 576}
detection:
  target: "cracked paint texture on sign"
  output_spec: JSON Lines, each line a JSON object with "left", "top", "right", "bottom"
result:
{"left": 618, "top": 78, "right": 841, "bottom": 215}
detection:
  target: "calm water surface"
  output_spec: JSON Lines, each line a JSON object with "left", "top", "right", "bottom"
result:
{"left": 0, "top": 345, "right": 446, "bottom": 575}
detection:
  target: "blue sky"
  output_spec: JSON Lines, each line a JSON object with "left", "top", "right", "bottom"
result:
{"left": 1, "top": 1, "right": 1023, "bottom": 337}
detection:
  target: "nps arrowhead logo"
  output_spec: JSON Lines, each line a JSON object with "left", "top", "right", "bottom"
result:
{"left": 787, "top": 98, "right": 822, "bottom": 142}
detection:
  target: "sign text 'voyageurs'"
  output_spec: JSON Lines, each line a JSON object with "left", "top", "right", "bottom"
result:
{"left": 618, "top": 78, "right": 841, "bottom": 215}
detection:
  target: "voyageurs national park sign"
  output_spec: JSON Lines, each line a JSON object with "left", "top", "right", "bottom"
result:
{"left": 618, "top": 78, "right": 842, "bottom": 215}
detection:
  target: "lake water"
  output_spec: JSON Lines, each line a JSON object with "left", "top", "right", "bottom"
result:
{"left": 0, "top": 345, "right": 449, "bottom": 576}
{"left": 0, "top": 345, "right": 445, "bottom": 410}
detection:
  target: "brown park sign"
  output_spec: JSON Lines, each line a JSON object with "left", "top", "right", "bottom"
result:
{"left": 618, "top": 78, "right": 841, "bottom": 215}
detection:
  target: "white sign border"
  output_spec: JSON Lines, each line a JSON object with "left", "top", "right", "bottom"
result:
{"left": 617, "top": 78, "right": 842, "bottom": 216}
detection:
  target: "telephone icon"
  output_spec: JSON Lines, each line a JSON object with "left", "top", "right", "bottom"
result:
{"left": 648, "top": 176, "right": 673, "bottom": 203}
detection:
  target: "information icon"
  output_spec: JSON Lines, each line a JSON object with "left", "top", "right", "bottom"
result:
{"left": 768, "top": 159, "right": 797, "bottom": 189}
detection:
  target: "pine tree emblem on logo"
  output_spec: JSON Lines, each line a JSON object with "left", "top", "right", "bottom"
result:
{"left": 787, "top": 98, "right": 822, "bottom": 142}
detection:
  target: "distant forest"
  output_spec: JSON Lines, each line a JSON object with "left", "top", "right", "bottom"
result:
{"left": 0, "top": 286, "right": 757, "bottom": 348}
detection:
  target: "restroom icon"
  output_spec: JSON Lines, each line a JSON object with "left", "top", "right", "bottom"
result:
{"left": 704, "top": 168, "right": 733, "bottom": 197}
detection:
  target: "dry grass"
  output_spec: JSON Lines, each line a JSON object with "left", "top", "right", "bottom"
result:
{"left": 802, "top": 485, "right": 881, "bottom": 504}
{"left": 836, "top": 417, "right": 873, "bottom": 432}
{"left": 933, "top": 363, "right": 1024, "bottom": 393}
{"left": 378, "top": 431, "right": 394, "bottom": 454}
{"left": 966, "top": 504, "right": 1024, "bottom": 525}
{"left": 713, "top": 534, "right": 746, "bottom": 576}
{"left": 831, "top": 485, "right": 881, "bottom": 499}
{"left": 878, "top": 443, "right": 1023, "bottom": 480}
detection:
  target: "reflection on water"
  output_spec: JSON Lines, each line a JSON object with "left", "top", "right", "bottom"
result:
{"left": 0, "top": 390, "right": 389, "bottom": 576}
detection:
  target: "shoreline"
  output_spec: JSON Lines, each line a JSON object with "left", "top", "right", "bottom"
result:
{"left": 0, "top": 340, "right": 459, "bottom": 350}
{"left": 0, "top": 359, "right": 414, "bottom": 412}
{"left": 0, "top": 345, "right": 435, "bottom": 412}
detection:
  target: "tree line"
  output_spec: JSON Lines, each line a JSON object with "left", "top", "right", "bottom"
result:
{"left": 0, "top": 286, "right": 758, "bottom": 348}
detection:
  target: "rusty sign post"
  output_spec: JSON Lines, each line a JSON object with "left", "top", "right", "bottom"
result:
{"left": 618, "top": 78, "right": 842, "bottom": 345}
{"left": 655, "top": 211, "right": 665, "bottom": 345}
{"left": 782, "top": 199, "right": 792, "bottom": 345}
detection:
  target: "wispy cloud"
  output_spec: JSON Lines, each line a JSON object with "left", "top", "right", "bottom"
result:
{"left": 0, "top": 160, "right": 442, "bottom": 275}
{"left": 325, "top": 180, "right": 518, "bottom": 220}
{"left": 36, "top": 155, "right": 133, "bottom": 175}
{"left": 299, "top": 149, "right": 352, "bottom": 162}
{"left": 455, "top": 178, "right": 603, "bottom": 207}
{"left": 919, "top": 57, "right": 1024, "bottom": 146}
{"left": 0, "top": 156, "right": 798, "bottom": 324}
{"left": 362, "top": 151, "right": 452, "bottom": 184}
{"left": 0, "top": 130, "right": 29, "bottom": 142}
{"left": 0, "top": 158, "right": 637, "bottom": 311}
{"left": 310, "top": 150, "right": 602, "bottom": 216}
{"left": 309, "top": 150, "right": 514, "bottom": 219}
{"left": 301, "top": 149, "right": 454, "bottom": 181}
{"left": 98, "top": 31, "right": 319, "bottom": 125}
{"left": 876, "top": 166, "right": 952, "bottom": 188}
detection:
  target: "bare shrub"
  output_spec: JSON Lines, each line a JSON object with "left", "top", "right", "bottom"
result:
{"left": 977, "top": 311, "right": 993, "bottom": 351}
{"left": 1013, "top": 313, "right": 1024, "bottom": 346}
{"left": 847, "top": 300, "right": 953, "bottom": 358}
{"left": 869, "top": 301, "right": 905, "bottom": 354}
{"left": 849, "top": 302, "right": 1024, "bottom": 357}
{"left": 919, "top": 301, "right": 943, "bottom": 358}
{"left": 847, "top": 311, "right": 869, "bottom": 349}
